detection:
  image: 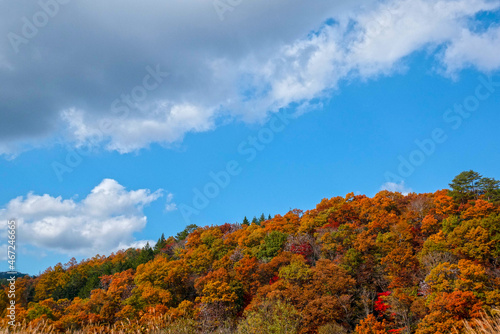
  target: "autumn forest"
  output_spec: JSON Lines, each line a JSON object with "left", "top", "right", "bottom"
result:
{"left": 1, "top": 170, "right": 500, "bottom": 334}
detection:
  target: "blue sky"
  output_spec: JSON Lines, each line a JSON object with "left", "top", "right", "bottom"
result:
{"left": 0, "top": 0, "right": 499, "bottom": 274}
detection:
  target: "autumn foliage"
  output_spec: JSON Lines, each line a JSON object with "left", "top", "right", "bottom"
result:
{"left": 1, "top": 171, "right": 500, "bottom": 333}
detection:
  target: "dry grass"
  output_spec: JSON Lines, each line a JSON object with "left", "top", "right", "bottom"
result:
{"left": 461, "top": 309, "right": 500, "bottom": 334}
{"left": 0, "top": 317, "right": 199, "bottom": 334}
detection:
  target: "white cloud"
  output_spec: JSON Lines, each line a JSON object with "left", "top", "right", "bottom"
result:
{"left": 442, "top": 26, "right": 500, "bottom": 74}
{"left": 0, "top": 179, "right": 163, "bottom": 256}
{"left": 104, "top": 103, "right": 216, "bottom": 153}
{"left": 112, "top": 239, "right": 156, "bottom": 253}
{"left": 348, "top": 0, "right": 500, "bottom": 75}
{"left": 380, "top": 181, "right": 413, "bottom": 195}
{"left": 165, "top": 193, "right": 178, "bottom": 212}
{"left": 1, "top": 0, "right": 500, "bottom": 154}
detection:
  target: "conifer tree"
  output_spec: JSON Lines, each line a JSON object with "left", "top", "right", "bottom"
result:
{"left": 242, "top": 216, "right": 250, "bottom": 226}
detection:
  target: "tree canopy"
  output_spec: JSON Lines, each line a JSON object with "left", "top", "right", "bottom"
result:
{"left": 1, "top": 171, "right": 499, "bottom": 333}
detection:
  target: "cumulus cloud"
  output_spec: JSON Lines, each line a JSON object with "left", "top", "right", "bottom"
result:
{"left": 0, "top": 0, "right": 499, "bottom": 154}
{"left": 380, "top": 181, "right": 413, "bottom": 195}
{"left": 0, "top": 179, "right": 164, "bottom": 255}
{"left": 442, "top": 26, "right": 500, "bottom": 73}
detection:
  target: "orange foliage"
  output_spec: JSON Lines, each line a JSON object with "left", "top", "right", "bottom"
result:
{"left": 2, "top": 185, "right": 499, "bottom": 333}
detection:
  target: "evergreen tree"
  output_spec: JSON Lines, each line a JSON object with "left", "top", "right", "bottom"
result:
{"left": 136, "top": 242, "right": 154, "bottom": 266}
{"left": 242, "top": 216, "right": 250, "bottom": 226}
{"left": 259, "top": 213, "right": 266, "bottom": 223}
{"left": 252, "top": 216, "right": 258, "bottom": 225}
{"left": 153, "top": 233, "right": 167, "bottom": 254}
{"left": 449, "top": 170, "right": 500, "bottom": 203}
{"left": 176, "top": 224, "right": 198, "bottom": 241}
{"left": 478, "top": 177, "right": 500, "bottom": 202}
{"left": 449, "top": 170, "right": 482, "bottom": 203}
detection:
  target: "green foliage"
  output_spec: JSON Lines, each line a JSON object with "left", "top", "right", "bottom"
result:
{"left": 242, "top": 216, "right": 250, "bottom": 226}
{"left": 5, "top": 174, "right": 500, "bottom": 334}
{"left": 442, "top": 215, "right": 461, "bottom": 234}
{"left": 447, "top": 214, "right": 500, "bottom": 262}
{"left": 479, "top": 177, "right": 500, "bottom": 202}
{"left": 278, "top": 257, "right": 312, "bottom": 284}
{"left": 153, "top": 233, "right": 167, "bottom": 254}
{"left": 176, "top": 224, "right": 199, "bottom": 241}
{"left": 341, "top": 248, "right": 363, "bottom": 274}
{"left": 449, "top": 170, "right": 482, "bottom": 203}
{"left": 449, "top": 170, "right": 500, "bottom": 203}
{"left": 257, "top": 231, "right": 288, "bottom": 260}
{"left": 236, "top": 300, "right": 301, "bottom": 334}
{"left": 27, "top": 303, "right": 54, "bottom": 321}
{"left": 136, "top": 242, "right": 154, "bottom": 265}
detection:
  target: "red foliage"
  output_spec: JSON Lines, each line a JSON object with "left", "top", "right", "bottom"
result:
{"left": 269, "top": 275, "right": 280, "bottom": 285}
{"left": 290, "top": 243, "right": 313, "bottom": 258}
{"left": 219, "top": 223, "right": 233, "bottom": 234}
{"left": 374, "top": 291, "right": 391, "bottom": 314}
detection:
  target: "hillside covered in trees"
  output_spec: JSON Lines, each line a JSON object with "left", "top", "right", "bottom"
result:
{"left": 1, "top": 171, "right": 500, "bottom": 333}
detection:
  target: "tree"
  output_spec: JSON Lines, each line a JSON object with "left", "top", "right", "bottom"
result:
{"left": 176, "top": 224, "right": 198, "bottom": 241}
{"left": 153, "top": 233, "right": 167, "bottom": 254}
{"left": 259, "top": 213, "right": 266, "bottom": 223}
{"left": 242, "top": 216, "right": 250, "bottom": 226}
{"left": 449, "top": 170, "right": 482, "bottom": 203}
{"left": 135, "top": 243, "right": 154, "bottom": 266}
{"left": 236, "top": 299, "right": 301, "bottom": 334}
{"left": 7, "top": 184, "right": 500, "bottom": 333}
{"left": 448, "top": 170, "right": 499, "bottom": 204}
{"left": 478, "top": 177, "right": 500, "bottom": 202}
{"left": 416, "top": 291, "right": 482, "bottom": 334}
{"left": 355, "top": 314, "right": 388, "bottom": 334}
{"left": 257, "top": 231, "right": 288, "bottom": 260}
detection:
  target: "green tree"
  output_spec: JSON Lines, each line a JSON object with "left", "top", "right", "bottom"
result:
{"left": 449, "top": 170, "right": 482, "bottom": 203}
{"left": 478, "top": 177, "right": 500, "bottom": 202}
{"left": 135, "top": 242, "right": 154, "bottom": 266}
{"left": 257, "top": 231, "right": 288, "bottom": 260}
{"left": 153, "top": 233, "right": 167, "bottom": 254}
{"left": 242, "top": 216, "right": 250, "bottom": 226}
{"left": 236, "top": 299, "right": 301, "bottom": 334}
{"left": 176, "top": 224, "right": 198, "bottom": 241}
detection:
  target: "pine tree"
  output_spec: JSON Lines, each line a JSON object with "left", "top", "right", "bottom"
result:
{"left": 242, "top": 216, "right": 250, "bottom": 226}
{"left": 478, "top": 177, "right": 500, "bottom": 202}
{"left": 449, "top": 170, "right": 482, "bottom": 203}
{"left": 176, "top": 224, "right": 198, "bottom": 241}
{"left": 153, "top": 233, "right": 167, "bottom": 254}
{"left": 449, "top": 170, "right": 500, "bottom": 203}
{"left": 137, "top": 242, "right": 154, "bottom": 266}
